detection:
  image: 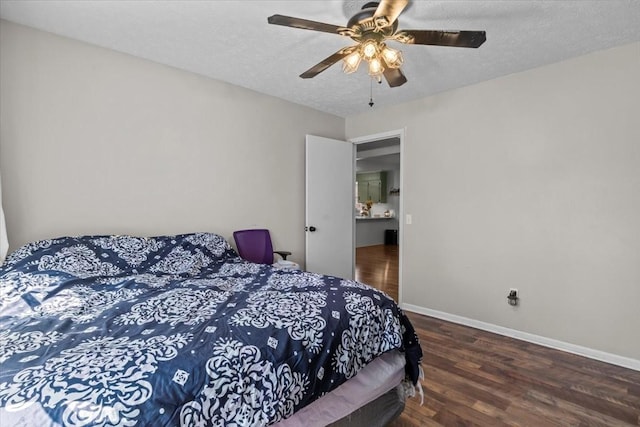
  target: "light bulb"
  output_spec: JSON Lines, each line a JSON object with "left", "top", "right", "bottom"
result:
{"left": 381, "top": 45, "right": 404, "bottom": 69}
{"left": 342, "top": 51, "right": 362, "bottom": 74}
{"left": 368, "top": 57, "right": 384, "bottom": 77}
{"left": 362, "top": 40, "right": 378, "bottom": 59}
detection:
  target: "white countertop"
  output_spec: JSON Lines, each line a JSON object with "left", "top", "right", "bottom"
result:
{"left": 355, "top": 216, "right": 395, "bottom": 220}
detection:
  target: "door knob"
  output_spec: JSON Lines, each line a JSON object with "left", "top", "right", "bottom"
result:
{"left": 306, "top": 226, "right": 317, "bottom": 232}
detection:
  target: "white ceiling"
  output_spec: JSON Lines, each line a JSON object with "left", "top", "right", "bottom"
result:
{"left": 1, "top": 1, "right": 639, "bottom": 117}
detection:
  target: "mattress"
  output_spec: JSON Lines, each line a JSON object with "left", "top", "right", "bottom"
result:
{"left": 276, "top": 350, "right": 405, "bottom": 426}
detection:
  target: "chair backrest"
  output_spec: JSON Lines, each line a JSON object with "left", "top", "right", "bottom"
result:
{"left": 233, "top": 229, "right": 274, "bottom": 264}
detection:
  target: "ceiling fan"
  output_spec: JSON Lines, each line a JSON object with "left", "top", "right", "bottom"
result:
{"left": 268, "top": 0, "right": 486, "bottom": 88}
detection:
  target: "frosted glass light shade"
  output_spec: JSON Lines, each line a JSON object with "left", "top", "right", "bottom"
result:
{"left": 342, "top": 51, "right": 362, "bottom": 74}
{"left": 368, "top": 57, "right": 384, "bottom": 77}
{"left": 362, "top": 40, "right": 378, "bottom": 59}
{"left": 381, "top": 45, "right": 404, "bottom": 69}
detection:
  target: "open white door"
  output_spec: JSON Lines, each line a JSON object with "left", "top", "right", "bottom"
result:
{"left": 305, "top": 135, "right": 354, "bottom": 279}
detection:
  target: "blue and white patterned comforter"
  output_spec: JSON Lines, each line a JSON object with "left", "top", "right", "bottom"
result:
{"left": 0, "top": 232, "right": 421, "bottom": 426}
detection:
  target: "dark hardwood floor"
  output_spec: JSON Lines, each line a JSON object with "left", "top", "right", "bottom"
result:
{"left": 355, "top": 245, "right": 640, "bottom": 426}
{"left": 355, "top": 244, "right": 399, "bottom": 301}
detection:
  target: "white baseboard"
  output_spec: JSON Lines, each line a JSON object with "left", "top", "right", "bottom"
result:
{"left": 401, "top": 303, "right": 640, "bottom": 372}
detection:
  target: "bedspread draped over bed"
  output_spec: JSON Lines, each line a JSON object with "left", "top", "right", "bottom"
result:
{"left": 0, "top": 232, "right": 421, "bottom": 426}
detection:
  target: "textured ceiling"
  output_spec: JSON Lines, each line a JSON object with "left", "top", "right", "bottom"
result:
{"left": 1, "top": 1, "right": 639, "bottom": 117}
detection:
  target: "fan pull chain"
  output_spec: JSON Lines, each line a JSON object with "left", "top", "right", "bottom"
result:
{"left": 368, "top": 76, "right": 382, "bottom": 107}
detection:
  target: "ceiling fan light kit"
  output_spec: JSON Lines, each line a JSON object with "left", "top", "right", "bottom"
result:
{"left": 268, "top": 0, "right": 486, "bottom": 88}
{"left": 342, "top": 39, "right": 404, "bottom": 80}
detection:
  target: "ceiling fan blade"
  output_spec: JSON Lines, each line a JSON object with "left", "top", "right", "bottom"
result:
{"left": 300, "top": 47, "right": 356, "bottom": 79}
{"left": 268, "top": 14, "right": 344, "bottom": 35}
{"left": 383, "top": 67, "right": 407, "bottom": 88}
{"left": 398, "top": 30, "right": 487, "bottom": 48}
{"left": 374, "top": 0, "right": 409, "bottom": 26}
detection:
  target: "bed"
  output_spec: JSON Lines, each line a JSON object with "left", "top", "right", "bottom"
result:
{"left": 0, "top": 232, "right": 421, "bottom": 426}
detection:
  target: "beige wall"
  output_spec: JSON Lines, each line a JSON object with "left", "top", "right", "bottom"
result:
{"left": 347, "top": 42, "right": 640, "bottom": 360}
{"left": 0, "top": 20, "right": 344, "bottom": 264}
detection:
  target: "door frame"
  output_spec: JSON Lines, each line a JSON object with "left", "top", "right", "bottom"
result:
{"left": 349, "top": 128, "right": 405, "bottom": 304}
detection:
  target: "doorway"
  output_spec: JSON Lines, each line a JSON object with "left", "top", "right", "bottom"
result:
{"left": 350, "top": 130, "right": 403, "bottom": 303}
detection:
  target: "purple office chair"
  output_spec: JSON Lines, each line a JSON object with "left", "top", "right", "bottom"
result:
{"left": 233, "top": 229, "right": 291, "bottom": 264}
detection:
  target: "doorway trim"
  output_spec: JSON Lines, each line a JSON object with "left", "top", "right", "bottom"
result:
{"left": 349, "top": 128, "right": 405, "bottom": 304}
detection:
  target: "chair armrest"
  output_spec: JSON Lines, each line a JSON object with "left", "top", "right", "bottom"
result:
{"left": 273, "top": 250, "right": 292, "bottom": 260}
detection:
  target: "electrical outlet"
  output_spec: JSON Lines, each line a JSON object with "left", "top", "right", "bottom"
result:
{"left": 406, "top": 214, "right": 412, "bottom": 225}
{"left": 507, "top": 288, "right": 519, "bottom": 306}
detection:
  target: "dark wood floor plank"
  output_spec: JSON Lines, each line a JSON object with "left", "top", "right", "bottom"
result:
{"left": 355, "top": 244, "right": 399, "bottom": 302}
{"left": 570, "top": 383, "right": 640, "bottom": 412}
{"left": 356, "top": 245, "right": 640, "bottom": 426}
{"left": 629, "top": 384, "right": 640, "bottom": 398}
{"left": 424, "top": 364, "right": 512, "bottom": 411}
{"left": 525, "top": 388, "right": 636, "bottom": 427}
